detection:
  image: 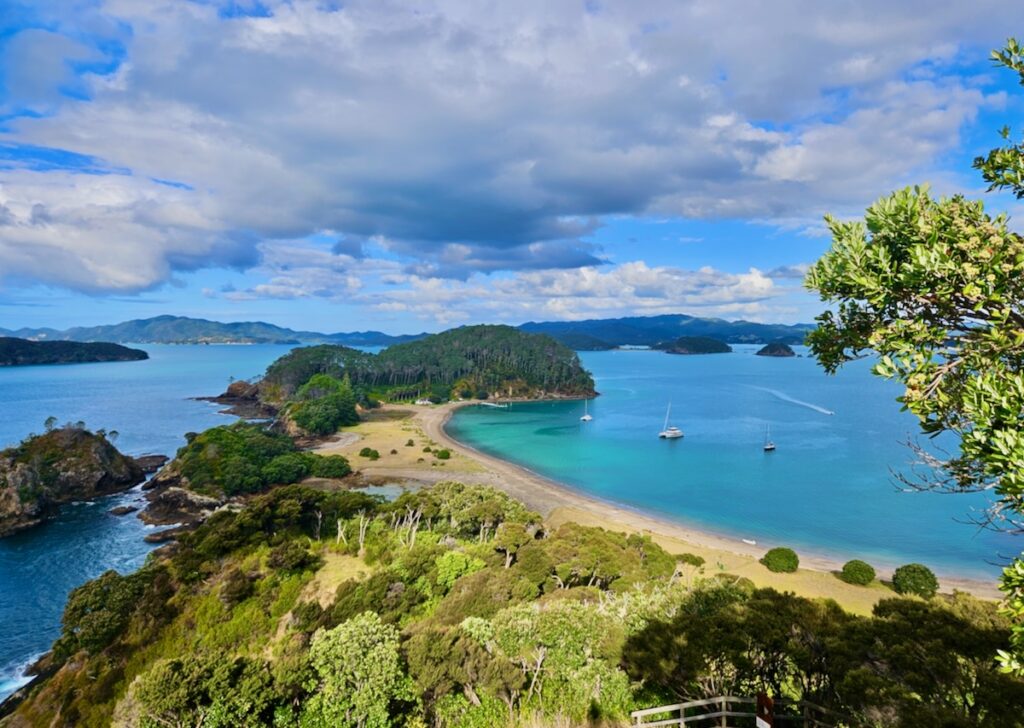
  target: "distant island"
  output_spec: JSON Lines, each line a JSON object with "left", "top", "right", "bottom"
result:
{"left": 653, "top": 336, "right": 732, "bottom": 355}
{"left": 0, "top": 337, "right": 148, "bottom": 367}
{"left": 1, "top": 312, "right": 813, "bottom": 348}
{"left": 756, "top": 341, "right": 796, "bottom": 357}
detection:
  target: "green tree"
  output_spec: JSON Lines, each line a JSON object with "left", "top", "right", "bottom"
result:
{"left": 804, "top": 40, "right": 1024, "bottom": 673}
{"left": 302, "top": 611, "right": 415, "bottom": 727}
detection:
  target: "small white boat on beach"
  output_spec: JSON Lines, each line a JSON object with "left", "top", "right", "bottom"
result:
{"left": 742, "top": 538, "right": 757, "bottom": 546}
{"left": 658, "top": 402, "right": 684, "bottom": 439}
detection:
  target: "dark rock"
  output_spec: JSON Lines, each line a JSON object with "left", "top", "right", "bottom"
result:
{"left": 195, "top": 379, "right": 278, "bottom": 419}
{"left": 141, "top": 486, "right": 223, "bottom": 526}
{"left": 132, "top": 454, "right": 169, "bottom": 474}
{"left": 108, "top": 505, "right": 138, "bottom": 516}
{"left": 143, "top": 525, "right": 193, "bottom": 543}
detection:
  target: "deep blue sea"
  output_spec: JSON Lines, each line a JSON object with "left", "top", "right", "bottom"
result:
{"left": 0, "top": 343, "right": 1014, "bottom": 701}
{"left": 448, "top": 347, "right": 1014, "bottom": 581}
{"left": 0, "top": 344, "right": 295, "bottom": 700}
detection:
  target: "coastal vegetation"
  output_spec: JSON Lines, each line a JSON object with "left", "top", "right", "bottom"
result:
{"left": 892, "top": 563, "right": 939, "bottom": 599}
{"left": 805, "top": 39, "right": 1024, "bottom": 673}
{"left": 839, "top": 560, "right": 876, "bottom": 586}
{"left": 759, "top": 547, "right": 799, "bottom": 573}
{"left": 755, "top": 341, "right": 796, "bottom": 357}
{"left": 151, "top": 422, "right": 350, "bottom": 497}
{"left": 0, "top": 337, "right": 147, "bottom": 367}
{"left": 4, "top": 481, "right": 1022, "bottom": 727}
{"left": 0, "top": 424, "right": 148, "bottom": 537}
{"left": 652, "top": 336, "right": 732, "bottom": 355}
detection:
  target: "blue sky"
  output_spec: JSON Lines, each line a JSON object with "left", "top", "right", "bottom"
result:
{"left": 1, "top": 1, "right": 1023, "bottom": 334}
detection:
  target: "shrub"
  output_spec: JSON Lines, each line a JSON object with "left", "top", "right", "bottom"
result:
{"left": 839, "top": 559, "right": 876, "bottom": 586}
{"left": 405, "top": 439, "right": 415, "bottom": 447}
{"left": 310, "top": 455, "right": 351, "bottom": 479}
{"left": 359, "top": 447, "right": 380, "bottom": 460}
{"left": 390, "top": 449, "right": 398, "bottom": 455}
{"left": 676, "top": 552, "right": 705, "bottom": 568}
{"left": 261, "top": 452, "right": 312, "bottom": 485}
{"left": 422, "top": 446, "right": 432, "bottom": 453}
{"left": 267, "top": 542, "right": 320, "bottom": 573}
{"left": 760, "top": 547, "right": 799, "bottom": 573}
{"left": 892, "top": 563, "right": 938, "bottom": 598}
{"left": 434, "top": 448, "right": 451, "bottom": 460}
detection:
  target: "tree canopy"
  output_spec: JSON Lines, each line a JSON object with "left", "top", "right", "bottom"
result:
{"left": 805, "top": 39, "right": 1024, "bottom": 674}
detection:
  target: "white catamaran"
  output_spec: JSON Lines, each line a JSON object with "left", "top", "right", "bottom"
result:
{"left": 580, "top": 399, "right": 593, "bottom": 422}
{"left": 658, "top": 402, "right": 684, "bottom": 439}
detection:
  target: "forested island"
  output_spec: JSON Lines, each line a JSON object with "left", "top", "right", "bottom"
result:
{"left": 653, "top": 336, "right": 732, "bottom": 355}
{"left": 211, "top": 325, "right": 596, "bottom": 436}
{"left": 0, "top": 338, "right": 147, "bottom": 367}
{"left": 756, "top": 341, "right": 796, "bottom": 357}
{"left": 0, "top": 425, "right": 165, "bottom": 537}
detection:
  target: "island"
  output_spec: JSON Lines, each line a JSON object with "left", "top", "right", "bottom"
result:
{"left": 653, "top": 335, "right": 732, "bottom": 355}
{"left": 755, "top": 341, "right": 796, "bottom": 357}
{"left": 0, "top": 337, "right": 147, "bottom": 367}
{"left": 0, "top": 425, "right": 166, "bottom": 537}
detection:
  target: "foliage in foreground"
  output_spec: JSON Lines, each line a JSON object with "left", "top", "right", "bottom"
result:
{"left": 804, "top": 38, "right": 1024, "bottom": 673}
{"left": 6, "top": 481, "right": 1023, "bottom": 728}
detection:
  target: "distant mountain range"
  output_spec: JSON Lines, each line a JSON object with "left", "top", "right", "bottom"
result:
{"left": 520, "top": 313, "right": 813, "bottom": 348}
{"left": 0, "top": 313, "right": 814, "bottom": 348}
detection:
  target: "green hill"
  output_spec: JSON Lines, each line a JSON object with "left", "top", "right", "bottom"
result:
{"left": 0, "top": 338, "right": 147, "bottom": 366}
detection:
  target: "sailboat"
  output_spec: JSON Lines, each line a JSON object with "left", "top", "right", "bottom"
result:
{"left": 658, "top": 402, "right": 684, "bottom": 439}
{"left": 763, "top": 424, "right": 776, "bottom": 452}
{"left": 580, "top": 399, "right": 593, "bottom": 422}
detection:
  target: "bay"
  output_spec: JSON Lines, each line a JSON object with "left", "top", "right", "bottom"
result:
{"left": 447, "top": 346, "right": 1014, "bottom": 581}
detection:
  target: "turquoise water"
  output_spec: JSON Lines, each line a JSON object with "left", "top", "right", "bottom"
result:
{"left": 0, "top": 344, "right": 295, "bottom": 700}
{"left": 447, "top": 347, "right": 1014, "bottom": 581}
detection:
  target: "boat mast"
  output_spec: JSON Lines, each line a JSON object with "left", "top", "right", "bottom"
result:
{"left": 663, "top": 402, "right": 672, "bottom": 431}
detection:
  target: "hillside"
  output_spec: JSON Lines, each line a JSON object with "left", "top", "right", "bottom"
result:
{"left": 257, "top": 325, "right": 595, "bottom": 405}
{"left": 2, "top": 480, "right": 1020, "bottom": 727}
{"left": 0, "top": 338, "right": 147, "bottom": 366}
{"left": 756, "top": 341, "right": 797, "bottom": 357}
{"left": 520, "top": 313, "right": 813, "bottom": 347}
{"left": 0, "top": 316, "right": 423, "bottom": 347}
{"left": 653, "top": 336, "right": 732, "bottom": 355}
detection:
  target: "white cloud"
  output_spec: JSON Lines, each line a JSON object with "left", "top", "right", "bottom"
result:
{"left": 0, "top": 0, "right": 1020, "bottom": 299}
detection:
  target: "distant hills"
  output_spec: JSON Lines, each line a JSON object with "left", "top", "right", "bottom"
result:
{"left": 520, "top": 313, "right": 813, "bottom": 348}
{"left": 0, "top": 338, "right": 148, "bottom": 367}
{"left": 0, "top": 315, "right": 424, "bottom": 347}
{"left": 1, "top": 313, "right": 813, "bottom": 349}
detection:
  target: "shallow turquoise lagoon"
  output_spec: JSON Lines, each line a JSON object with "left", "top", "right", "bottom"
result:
{"left": 447, "top": 347, "right": 1014, "bottom": 581}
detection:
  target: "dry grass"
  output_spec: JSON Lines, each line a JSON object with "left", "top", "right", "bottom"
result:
{"left": 548, "top": 506, "right": 890, "bottom": 616}
{"left": 315, "top": 405, "right": 486, "bottom": 476}
{"left": 301, "top": 551, "right": 370, "bottom": 608}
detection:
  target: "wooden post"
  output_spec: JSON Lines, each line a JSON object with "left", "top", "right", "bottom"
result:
{"left": 720, "top": 696, "right": 727, "bottom": 728}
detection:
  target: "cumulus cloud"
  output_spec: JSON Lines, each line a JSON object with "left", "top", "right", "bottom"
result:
{"left": 0, "top": 0, "right": 1020, "bottom": 298}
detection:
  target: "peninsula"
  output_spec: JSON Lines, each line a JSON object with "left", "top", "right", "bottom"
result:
{"left": 0, "top": 338, "right": 147, "bottom": 367}
{"left": 653, "top": 335, "right": 732, "bottom": 355}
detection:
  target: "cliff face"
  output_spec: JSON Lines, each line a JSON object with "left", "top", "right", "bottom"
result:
{"left": 0, "top": 427, "right": 145, "bottom": 537}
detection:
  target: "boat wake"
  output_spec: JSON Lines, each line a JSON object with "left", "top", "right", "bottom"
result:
{"left": 751, "top": 387, "right": 835, "bottom": 416}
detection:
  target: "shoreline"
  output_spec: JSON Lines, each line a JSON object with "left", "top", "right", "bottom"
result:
{"left": 417, "top": 402, "right": 1001, "bottom": 601}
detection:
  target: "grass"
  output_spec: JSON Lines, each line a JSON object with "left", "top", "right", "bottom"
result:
{"left": 315, "top": 408, "right": 486, "bottom": 475}
{"left": 301, "top": 551, "right": 371, "bottom": 607}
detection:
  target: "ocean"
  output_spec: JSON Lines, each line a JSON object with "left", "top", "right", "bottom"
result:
{"left": 447, "top": 347, "right": 1014, "bottom": 581}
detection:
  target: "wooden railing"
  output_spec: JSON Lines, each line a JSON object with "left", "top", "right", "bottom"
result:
{"left": 631, "top": 696, "right": 853, "bottom": 728}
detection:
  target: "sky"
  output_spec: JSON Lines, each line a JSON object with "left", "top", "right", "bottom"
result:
{"left": 1, "top": 1, "right": 1023, "bottom": 335}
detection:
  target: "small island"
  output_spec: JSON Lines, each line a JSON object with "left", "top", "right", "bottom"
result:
{"left": 755, "top": 341, "right": 796, "bottom": 357}
{"left": 0, "top": 337, "right": 148, "bottom": 367}
{"left": 653, "top": 336, "right": 732, "bottom": 355}
{"left": 0, "top": 424, "right": 166, "bottom": 537}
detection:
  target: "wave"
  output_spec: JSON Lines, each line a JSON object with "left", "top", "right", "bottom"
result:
{"left": 0, "top": 652, "right": 42, "bottom": 702}
{"left": 750, "top": 386, "right": 835, "bottom": 416}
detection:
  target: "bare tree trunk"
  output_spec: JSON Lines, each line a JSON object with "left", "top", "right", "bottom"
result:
{"left": 337, "top": 519, "right": 347, "bottom": 546}
{"left": 314, "top": 510, "right": 323, "bottom": 541}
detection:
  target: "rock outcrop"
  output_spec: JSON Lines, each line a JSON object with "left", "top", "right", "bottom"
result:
{"left": 0, "top": 427, "right": 148, "bottom": 537}
{"left": 755, "top": 341, "right": 797, "bottom": 357}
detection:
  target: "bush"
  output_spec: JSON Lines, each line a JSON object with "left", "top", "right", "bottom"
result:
{"left": 359, "top": 447, "right": 380, "bottom": 460}
{"left": 676, "top": 552, "right": 705, "bottom": 568}
{"left": 261, "top": 452, "right": 312, "bottom": 485}
{"left": 839, "top": 559, "right": 876, "bottom": 586}
{"left": 267, "top": 541, "right": 320, "bottom": 573}
{"left": 310, "top": 455, "right": 351, "bottom": 479}
{"left": 390, "top": 449, "right": 398, "bottom": 455}
{"left": 434, "top": 448, "right": 451, "bottom": 460}
{"left": 892, "top": 563, "right": 938, "bottom": 598}
{"left": 405, "top": 439, "right": 415, "bottom": 447}
{"left": 422, "top": 446, "right": 432, "bottom": 453}
{"left": 760, "top": 547, "right": 799, "bottom": 573}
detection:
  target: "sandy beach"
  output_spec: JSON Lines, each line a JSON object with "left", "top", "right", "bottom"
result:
{"left": 314, "top": 402, "right": 1003, "bottom": 609}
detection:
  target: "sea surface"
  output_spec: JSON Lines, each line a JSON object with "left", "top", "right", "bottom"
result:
{"left": 447, "top": 346, "right": 1014, "bottom": 581}
{"left": 0, "top": 344, "right": 295, "bottom": 700}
